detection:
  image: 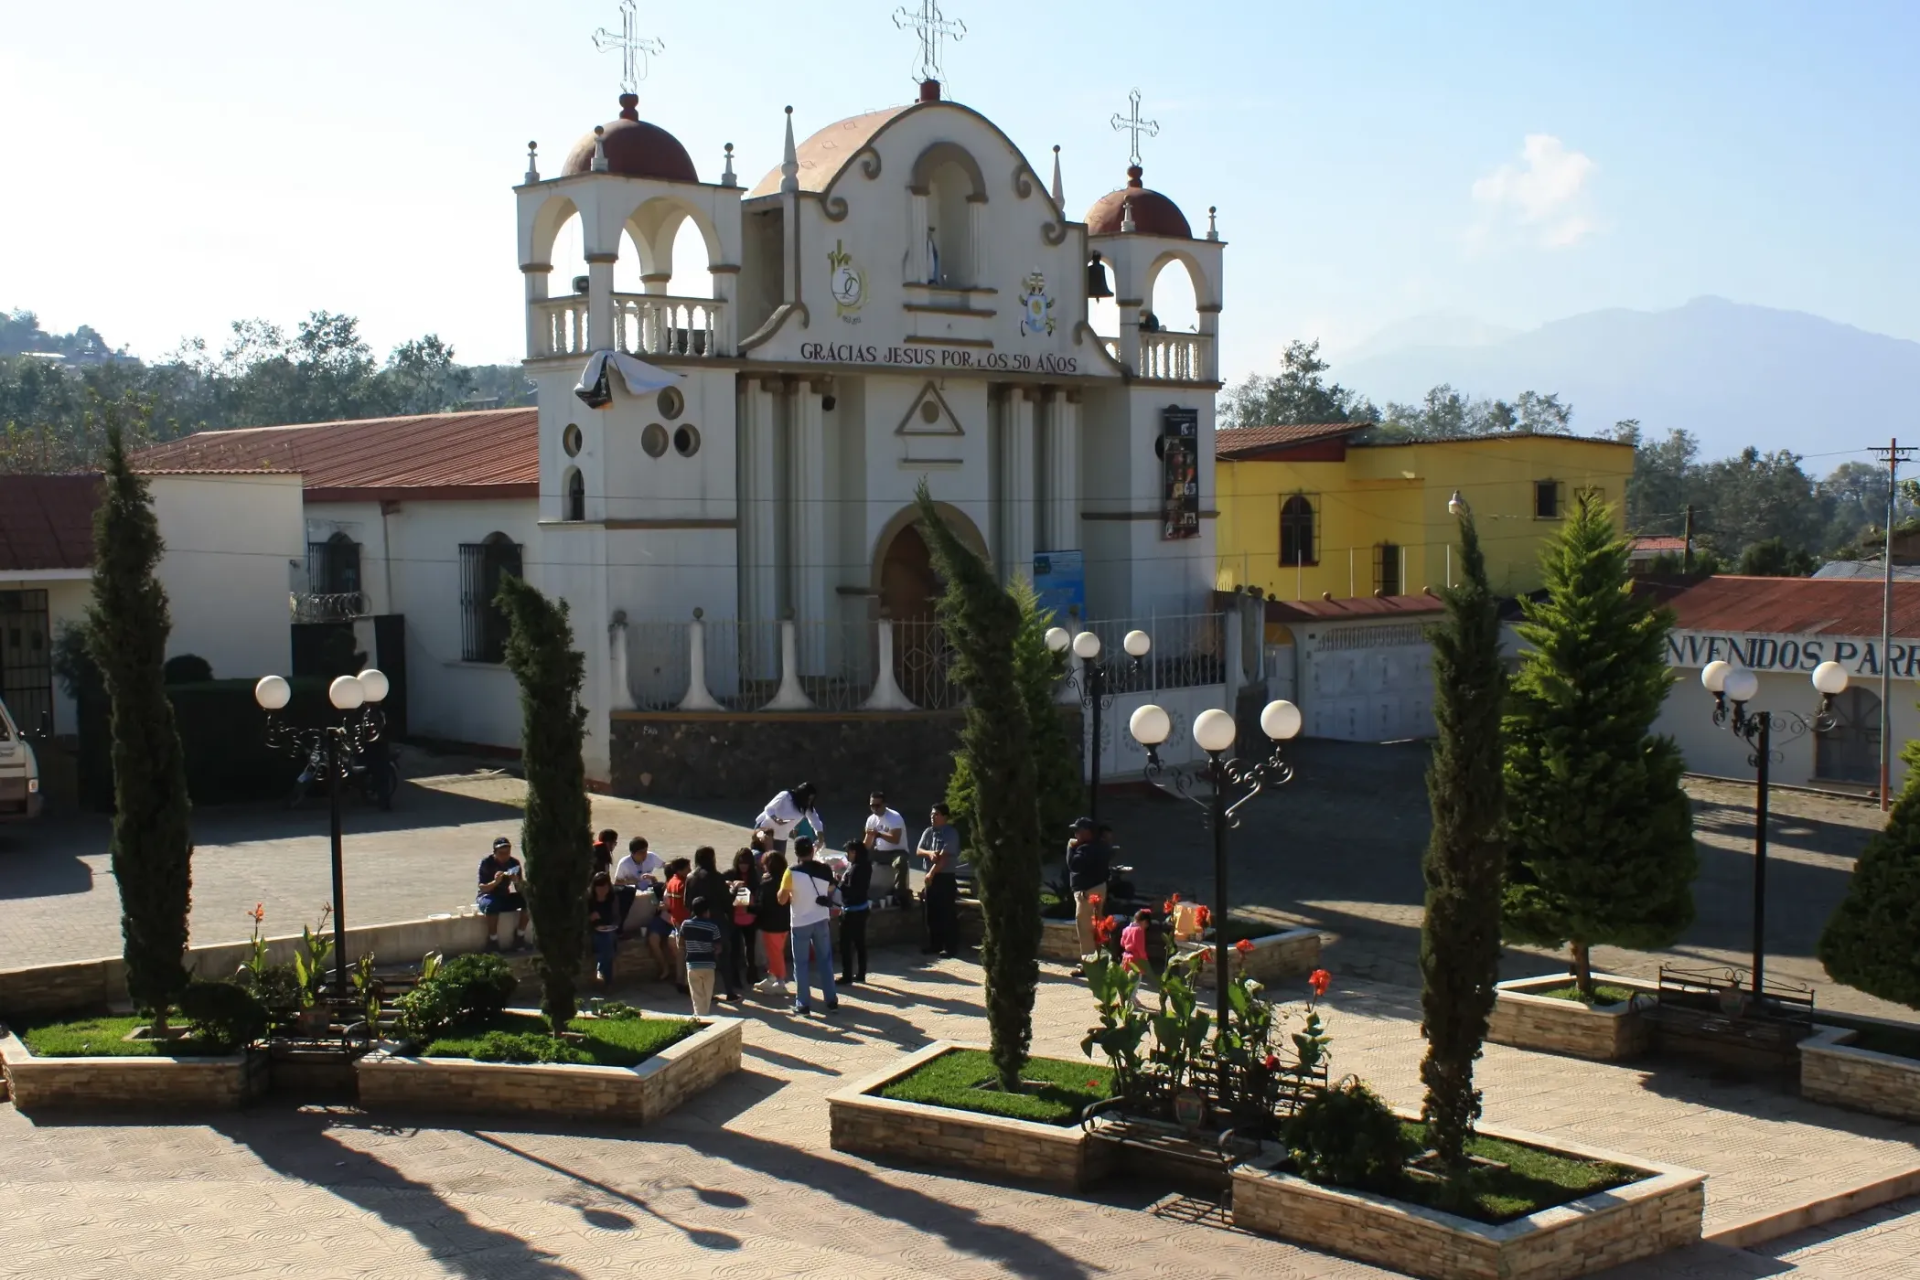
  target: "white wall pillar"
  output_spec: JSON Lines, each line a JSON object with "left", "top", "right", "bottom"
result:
{"left": 967, "top": 197, "right": 988, "bottom": 287}
{"left": 909, "top": 193, "right": 931, "bottom": 283}
{"left": 738, "top": 378, "right": 781, "bottom": 632}
{"left": 586, "top": 253, "right": 617, "bottom": 352}
{"left": 1045, "top": 389, "right": 1081, "bottom": 552}
{"left": 1004, "top": 388, "right": 1038, "bottom": 585}
{"left": 522, "top": 264, "right": 551, "bottom": 358}
{"left": 789, "top": 380, "right": 831, "bottom": 634}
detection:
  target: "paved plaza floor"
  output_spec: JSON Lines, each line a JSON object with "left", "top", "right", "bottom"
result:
{"left": 5, "top": 956, "right": 1920, "bottom": 1279}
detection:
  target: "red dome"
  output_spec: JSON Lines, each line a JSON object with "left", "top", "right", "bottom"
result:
{"left": 562, "top": 94, "right": 699, "bottom": 182}
{"left": 1085, "top": 165, "right": 1192, "bottom": 238}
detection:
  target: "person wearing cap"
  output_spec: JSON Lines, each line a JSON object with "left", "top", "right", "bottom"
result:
{"left": 477, "top": 837, "right": 531, "bottom": 951}
{"left": 1066, "top": 817, "right": 1110, "bottom": 963}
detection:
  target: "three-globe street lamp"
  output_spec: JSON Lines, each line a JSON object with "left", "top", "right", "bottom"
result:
{"left": 254, "top": 668, "right": 390, "bottom": 997}
{"left": 1129, "top": 695, "right": 1304, "bottom": 1113}
{"left": 1046, "top": 625, "right": 1152, "bottom": 826}
{"left": 1699, "top": 657, "right": 1848, "bottom": 1000}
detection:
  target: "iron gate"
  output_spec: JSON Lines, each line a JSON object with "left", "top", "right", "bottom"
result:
{"left": 0, "top": 589, "right": 53, "bottom": 734}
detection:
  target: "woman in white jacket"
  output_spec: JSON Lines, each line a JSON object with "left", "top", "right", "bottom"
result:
{"left": 753, "top": 782, "right": 823, "bottom": 854}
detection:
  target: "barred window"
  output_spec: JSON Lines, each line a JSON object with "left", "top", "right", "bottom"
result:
{"left": 459, "top": 533, "right": 522, "bottom": 663}
{"left": 307, "top": 532, "right": 362, "bottom": 595}
{"left": 1279, "top": 494, "right": 1318, "bottom": 567}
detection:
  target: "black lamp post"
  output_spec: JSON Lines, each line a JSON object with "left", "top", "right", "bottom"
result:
{"left": 1046, "top": 624, "right": 1151, "bottom": 825}
{"left": 254, "top": 669, "right": 390, "bottom": 997}
{"left": 1130, "top": 696, "right": 1302, "bottom": 1115}
{"left": 1699, "top": 658, "right": 1846, "bottom": 999}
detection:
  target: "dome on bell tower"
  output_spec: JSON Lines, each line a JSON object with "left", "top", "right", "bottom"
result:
{"left": 1085, "top": 165, "right": 1191, "bottom": 239}
{"left": 561, "top": 93, "right": 699, "bottom": 182}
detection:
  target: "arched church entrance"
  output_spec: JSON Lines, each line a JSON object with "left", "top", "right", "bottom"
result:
{"left": 872, "top": 504, "right": 986, "bottom": 709}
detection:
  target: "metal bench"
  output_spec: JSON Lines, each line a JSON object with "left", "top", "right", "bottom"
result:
{"left": 1644, "top": 964, "right": 1815, "bottom": 1072}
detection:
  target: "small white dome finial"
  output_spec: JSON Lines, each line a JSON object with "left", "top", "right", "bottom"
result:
{"left": 1050, "top": 144, "right": 1064, "bottom": 209}
{"left": 525, "top": 140, "right": 539, "bottom": 184}
{"left": 1120, "top": 196, "right": 1136, "bottom": 234}
{"left": 590, "top": 125, "right": 609, "bottom": 173}
{"left": 779, "top": 106, "right": 799, "bottom": 194}
{"left": 1206, "top": 205, "right": 1218, "bottom": 241}
{"left": 721, "top": 142, "right": 737, "bottom": 188}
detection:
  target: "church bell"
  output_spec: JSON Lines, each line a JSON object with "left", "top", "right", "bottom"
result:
{"left": 1085, "top": 251, "right": 1113, "bottom": 300}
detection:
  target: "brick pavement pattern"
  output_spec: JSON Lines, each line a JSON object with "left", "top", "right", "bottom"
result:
{"left": 6, "top": 959, "right": 1920, "bottom": 1279}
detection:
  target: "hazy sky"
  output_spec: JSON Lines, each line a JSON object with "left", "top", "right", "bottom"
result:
{"left": 4, "top": 0, "right": 1916, "bottom": 388}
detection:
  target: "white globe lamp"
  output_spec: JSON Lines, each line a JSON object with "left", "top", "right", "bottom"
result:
{"left": 1129, "top": 703, "right": 1171, "bottom": 747}
{"left": 1044, "top": 626, "right": 1071, "bottom": 653}
{"left": 356, "top": 668, "right": 390, "bottom": 704}
{"left": 1260, "top": 699, "right": 1303, "bottom": 742}
{"left": 1700, "top": 660, "right": 1731, "bottom": 694}
{"left": 1193, "top": 708, "right": 1237, "bottom": 755}
{"left": 1071, "top": 630, "right": 1102, "bottom": 660}
{"left": 1811, "top": 661, "right": 1849, "bottom": 697}
{"left": 253, "top": 674, "right": 291, "bottom": 712}
{"left": 1722, "top": 667, "right": 1760, "bottom": 705}
{"left": 328, "top": 675, "right": 366, "bottom": 711}
{"left": 1123, "top": 629, "right": 1152, "bottom": 659}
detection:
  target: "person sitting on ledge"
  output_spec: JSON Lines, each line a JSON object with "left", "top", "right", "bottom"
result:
{"left": 478, "top": 836, "right": 530, "bottom": 951}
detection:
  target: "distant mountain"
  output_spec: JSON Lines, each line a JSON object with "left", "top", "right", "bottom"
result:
{"left": 1332, "top": 313, "right": 1521, "bottom": 366}
{"left": 1336, "top": 297, "right": 1920, "bottom": 460}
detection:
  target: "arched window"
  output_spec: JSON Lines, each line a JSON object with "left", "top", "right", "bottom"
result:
{"left": 564, "top": 468, "right": 585, "bottom": 522}
{"left": 1279, "top": 495, "right": 1317, "bottom": 567}
{"left": 1816, "top": 686, "right": 1882, "bottom": 785}
{"left": 459, "top": 532, "right": 523, "bottom": 663}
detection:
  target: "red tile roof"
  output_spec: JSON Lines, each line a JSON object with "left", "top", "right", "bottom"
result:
{"left": 132, "top": 409, "right": 539, "bottom": 502}
{"left": 0, "top": 474, "right": 101, "bottom": 572}
{"left": 1631, "top": 536, "right": 1689, "bottom": 554}
{"left": 1214, "top": 423, "right": 1365, "bottom": 461}
{"left": 1665, "top": 575, "right": 1920, "bottom": 639}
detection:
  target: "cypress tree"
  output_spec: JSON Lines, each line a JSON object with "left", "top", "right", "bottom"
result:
{"left": 1820, "top": 735, "right": 1920, "bottom": 1007}
{"left": 1504, "top": 494, "right": 1695, "bottom": 997}
{"left": 914, "top": 483, "right": 1042, "bottom": 1089}
{"left": 1418, "top": 510, "right": 1508, "bottom": 1169}
{"left": 497, "top": 575, "right": 592, "bottom": 1036}
{"left": 89, "top": 414, "right": 194, "bottom": 1031}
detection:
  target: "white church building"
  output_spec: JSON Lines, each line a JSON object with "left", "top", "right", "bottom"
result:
{"left": 137, "top": 65, "right": 1248, "bottom": 796}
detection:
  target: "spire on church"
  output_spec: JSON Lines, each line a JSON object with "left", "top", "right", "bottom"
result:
{"left": 721, "top": 142, "right": 737, "bottom": 188}
{"left": 591, "top": 126, "right": 609, "bottom": 173}
{"left": 1120, "top": 197, "right": 1136, "bottom": 234}
{"left": 779, "top": 107, "right": 798, "bottom": 194}
{"left": 1207, "top": 206, "right": 1219, "bottom": 241}
{"left": 525, "top": 141, "right": 540, "bottom": 185}
{"left": 1050, "top": 145, "right": 1064, "bottom": 208}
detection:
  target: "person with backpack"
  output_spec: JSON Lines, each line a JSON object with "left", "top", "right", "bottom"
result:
{"left": 777, "top": 837, "right": 840, "bottom": 1015}
{"left": 838, "top": 839, "right": 873, "bottom": 986}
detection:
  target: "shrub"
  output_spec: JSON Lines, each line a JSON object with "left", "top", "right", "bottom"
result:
{"left": 396, "top": 979, "right": 464, "bottom": 1043}
{"left": 592, "top": 1000, "right": 642, "bottom": 1020}
{"left": 470, "top": 1030, "right": 585, "bottom": 1064}
{"left": 1287, "top": 1077, "right": 1412, "bottom": 1193}
{"left": 239, "top": 962, "right": 303, "bottom": 1017}
{"left": 178, "top": 980, "right": 269, "bottom": 1053}
{"left": 163, "top": 653, "right": 214, "bottom": 684}
{"left": 438, "top": 952, "right": 518, "bottom": 1017}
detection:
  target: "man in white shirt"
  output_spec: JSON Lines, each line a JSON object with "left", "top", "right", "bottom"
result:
{"left": 612, "top": 836, "right": 664, "bottom": 934}
{"left": 753, "top": 782, "right": 823, "bottom": 853}
{"left": 862, "top": 790, "right": 907, "bottom": 905}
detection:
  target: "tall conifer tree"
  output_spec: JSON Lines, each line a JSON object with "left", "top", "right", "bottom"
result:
{"left": 914, "top": 484, "right": 1042, "bottom": 1089}
{"left": 89, "top": 412, "right": 194, "bottom": 1031}
{"left": 498, "top": 575, "right": 592, "bottom": 1036}
{"left": 1504, "top": 494, "right": 1695, "bottom": 996}
{"left": 1820, "top": 735, "right": 1920, "bottom": 1007}
{"left": 1418, "top": 510, "right": 1508, "bottom": 1168}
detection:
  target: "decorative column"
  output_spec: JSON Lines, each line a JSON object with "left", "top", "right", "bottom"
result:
{"left": 586, "top": 252, "right": 618, "bottom": 353}
{"left": 966, "top": 196, "right": 988, "bottom": 287}
{"left": 712, "top": 264, "right": 740, "bottom": 356}
{"left": 678, "top": 608, "right": 723, "bottom": 711}
{"left": 608, "top": 610, "right": 636, "bottom": 711}
{"left": 861, "top": 617, "right": 917, "bottom": 711}
{"left": 765, "top": 617, "right": 815, "bottom": 710}
{"left": 789, "top": 379, "right": 832, "bottom": 643}
{"left": 909, "top": 192, "right": 931, "bottom": 283}
{"left": 1199, "top": 302, "right": 1222, "bottom": 383}
{"left": 522, "top": 262, "right": 551, "bottom": 358}
{"left": 737, "top": 377, "right": 782, "bottom": 676}
{"left": 1045, "top": 389, "right": 1081, "bottom": 552}
{"left": 1003, "top": 388, "right": 1038, "bottom": 584}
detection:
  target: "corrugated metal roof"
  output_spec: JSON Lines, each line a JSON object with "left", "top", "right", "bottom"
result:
{"left": 1250, "top": 591, "right": 1449, "bottom": 623}
{"left": 1214, "top": 423, "right": 1364, "bottom": 460}
{"left": 1811, "top": 560, "right": 1920, "bottom": 582}
{"left": 132, "top": 409, "right": 538, "bottom": 501}
{"left": 1631, "top": 536, "right": 1689, "bottom": 554}
{"left": 0, "top": 475, "right": 101, "bottom": 572}
{"left": 1666, "top": 575, "right": 1920, "bottom": 638}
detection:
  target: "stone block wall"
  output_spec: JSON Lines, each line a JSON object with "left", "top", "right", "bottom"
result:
{"left": 0, "top": 1030, "right": 268, "bottom": 1112}
{"left": 1488, "top": 975, "right": 1652, "bottom": 1062}
{"left": 1801, "top": 1027, "right": 1920, "bottom": 1123}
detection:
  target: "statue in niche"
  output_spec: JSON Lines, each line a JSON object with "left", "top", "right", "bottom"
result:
{"left": 925, "top": 227, "right": 941, "bottom": 285}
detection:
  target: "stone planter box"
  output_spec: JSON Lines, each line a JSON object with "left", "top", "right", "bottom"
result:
{"left": 1231, "top": 1120, "right": 1703, "bottom": 1280}
{"left": 1488, "top": 973, "right": 1655, "bottom": 1062}
{"left": 1801, "top": 1023, "right": 1920, "bottom": 1123}
{"left": 355, "top": 1013, "right": 741, "bottom": 1122}
{"left": 0, "top": 1027, "right": 269, "bottom": 1113}
{"left": 1040, "top": 919, "right": 1082, "bottom": 963}
{"left": 1185, "top": 928, "right": 1323, "bottom": 989}
{"left": 829, "top": 1041, "right": 1116, "bottom": 1191}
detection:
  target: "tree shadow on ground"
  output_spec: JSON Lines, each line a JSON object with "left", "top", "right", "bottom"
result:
{"left": 1632, "top": 1057, "right": 1920, "bottom": 1148}
{"left": 468, "top": 1131, "right": 744, "bottom": 1251}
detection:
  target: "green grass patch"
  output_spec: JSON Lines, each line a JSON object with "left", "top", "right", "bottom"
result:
{"left": 1391, "top": 1121, "right": 1641, "bottom": 1224}
{"left": 1533, "top": 984, "right": 1638, "bottom": 1007}
{"left": 423, "top": 1011, "right": 697, "bottom": 1068}
{"left": 877, "top": 1048, "right": 1113, "bottom": 1126}
{"left": 15, "top": 1015, "right": 228, "bottom": 1058}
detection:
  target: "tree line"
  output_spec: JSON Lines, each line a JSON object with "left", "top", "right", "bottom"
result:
{"left": 1224, "top": 339, "right": 1913, "bottom": 574}
{"left": 1, "top": 307, "right": 532, "bottom": 473}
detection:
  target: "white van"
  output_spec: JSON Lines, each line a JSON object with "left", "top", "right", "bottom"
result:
{"left": 0, "top": 697, "right": 42, "bottom": 821}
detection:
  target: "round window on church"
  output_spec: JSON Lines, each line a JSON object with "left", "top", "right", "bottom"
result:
{"left": 562, "top": 423, "right": 583, "bottom": 457}
{"left": 919, "top": 400, "right": 941, "bottom": 425}
{"left": 641, "top": 423, "right": 669, "bottom": 457}
{"left": 657, "top": 387, "right": 685, "bottom": 421}
{"left": 673, "top": 425, "right": 702, "bottom": 458}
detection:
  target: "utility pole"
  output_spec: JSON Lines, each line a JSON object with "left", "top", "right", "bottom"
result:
{"left": 1870, "top": 439, "right": 1915, "bottom": 812}
{"left": 1683, "top": 504, "right": 1695, "bottom": 574}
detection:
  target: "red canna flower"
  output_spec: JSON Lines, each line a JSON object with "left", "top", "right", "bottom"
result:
{"left": 1093, "top": 916, "right": 1116, "bottom": 945}
{"left": 1234, "top": 938, "right": 1255, "bottom": 955}
{"left": 248, "top": 903, "right": 265, "bottom": 923}
{"left": 1308, "top": 968, "right": 1332, "bottom": 997}
{"left": 1196, "top": 906, "right": 1212, "bottom": 928}
{"left": 1088, "top": 893, "right": 1103, "bottom": 908}
{"left": 1087, "top": 1080, "right": 1102, "bottom": 1089}
{"left": 1262, "top": 1053, "right": 1279, "bottom": 1071}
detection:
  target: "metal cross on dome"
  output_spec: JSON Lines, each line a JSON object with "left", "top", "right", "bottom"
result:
{"left": 593, "top": 0, "right": 664, "bottom": 94}
{"left": 1111, "top": 88, "right": 1160, "bottom": 167}
{"left": 893, "top": 0, "right": 966, "bottom": 83}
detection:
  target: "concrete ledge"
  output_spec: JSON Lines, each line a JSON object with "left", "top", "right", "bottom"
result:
{"left": 1192, "top": 928, "right": 1324, "bottom": 990}
{"left": 355, "top": 1012, "right": 741, "bottom": 1122}
{"left": 828, "top": 1040, "right": 1114, "bottom": 1191}
{"left": 1704, "top": 1163, "right": 1920, "bottom": 1249}
{"left": 1231, "top": 1119, "right": 1702, "bottom": 1280}
{"left": 0, "top": 1027, "right": 268, "bottom": 1113}
{"left": 1800, "top": 1022, "right": 1920, "bottom": 1123}
{"left": 1488, "top": 973, "right": 1656, "bottom": 1062}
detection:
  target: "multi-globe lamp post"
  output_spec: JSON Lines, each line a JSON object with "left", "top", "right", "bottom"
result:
{"left": 1127, "top": 693, "right": 1304, "bottom": 1108}
{"left": 1045, "top": 624, "right": 1152, "bottom": 826}
{"left": 253, "top": 667, "right": 391, "bottom": 997}
{"left": 1698, "top": 656, "right": 1848, "bottom": 1000}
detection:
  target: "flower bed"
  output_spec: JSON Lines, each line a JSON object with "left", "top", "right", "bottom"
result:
{"left": 356, "top": 1008, "right": 738, "bottom": 1122}
{"left": 1800, "top": 1021, "right": 1920, "bottom": 1123}
{"left": 1232, "top": 1117, "right": 1704, "bottom": 1280}
{"left": 0, "top": 1019, "right": 268, "bottom": 1112}
{"left": 1488, "top": 973, "right": 1655, "bottom": 1062}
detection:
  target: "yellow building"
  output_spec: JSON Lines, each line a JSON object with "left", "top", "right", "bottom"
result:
{"left": 1214, "top": 425, "right": 1636, "bottom": 601}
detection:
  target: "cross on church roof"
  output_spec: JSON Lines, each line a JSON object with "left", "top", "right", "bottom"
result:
{"left": 892, "top": 0, "right": 966, "bottom": 84}
{"left": 1111, "top": 88, "right": 1160, "bottom": 167}
{"left": 593, "top": 0, "right": 664, "bottom": 95}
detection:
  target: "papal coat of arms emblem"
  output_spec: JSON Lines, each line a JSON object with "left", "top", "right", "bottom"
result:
{"left": 1019, "top": 271, "right": 1055, "bottom": 336}
{"left": 828, "top": 240, "right": 865, "bottom": 320}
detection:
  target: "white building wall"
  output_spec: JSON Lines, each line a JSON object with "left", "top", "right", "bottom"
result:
{"left": 147, "top": 473, "right": 302, "bottom": 683}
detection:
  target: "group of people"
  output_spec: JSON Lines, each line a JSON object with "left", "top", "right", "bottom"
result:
{"left": 470, "top": 781, "right": 978, "bottom": 1016}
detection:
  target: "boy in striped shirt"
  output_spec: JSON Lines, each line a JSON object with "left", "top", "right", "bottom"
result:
{"left": 679, "top": 897, "right": 724, "bottom": 1015}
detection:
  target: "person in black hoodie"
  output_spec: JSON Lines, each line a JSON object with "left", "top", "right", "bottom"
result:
{"left": 1066, "top": 817, "right": 1111, "bottom": 963}
{"left": 838, "top": 838, "right": 873, "bottom": 985}
{"left": 684, "top": 846, "right": 741, "bottom": 1002}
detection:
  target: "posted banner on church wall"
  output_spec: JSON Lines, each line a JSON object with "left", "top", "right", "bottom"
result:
{"left": 1032, "top": 551, "right": 1085, "bottom": 627}
{"left": 1161, "top": 407, "right": 1200, "bottom": 541}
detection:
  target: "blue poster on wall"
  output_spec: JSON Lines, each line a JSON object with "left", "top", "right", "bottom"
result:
{"left": 1032, "top": 550, "right": 1085, "bottom": 627}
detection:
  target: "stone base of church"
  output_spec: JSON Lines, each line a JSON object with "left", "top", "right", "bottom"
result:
{"left": 610, "top": 710, "right": 974, "bottom": 800}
